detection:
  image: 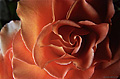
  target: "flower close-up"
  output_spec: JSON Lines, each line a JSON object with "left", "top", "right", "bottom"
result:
{"left": 0, "top": 0, "right": 120, "bottom": 79}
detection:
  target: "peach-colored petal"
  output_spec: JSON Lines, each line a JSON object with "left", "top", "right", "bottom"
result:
{"left": 33, "top": 44, "right": 65, "bottom": 69}
{"left": 17, "top": 0, "right": 53, "bottom": 51}
{"left": 13, "top": 30, "right": 35, "bottom": 64}
{"left": 0, "top": 51, "right": 4, "bottom": 79}
{"left": 0, "top": 48, "right": 13, "bottom": 79}
{"left": 86, "top": 0, "right": 115, "bottom": 23}
{"left": 52, "top": 20, "right": 89, "bottom": 43}
{"left": 12, "top": 58, "right": 55, "bottom": 79}
{"left": 55, "top": 34, "right": 96, "bottom": 70}
{"left": 0, "top": 20, "right": 21, "bottom": 55}
{"left": 91, "top": 59, "right": 120, "bottom": 79}
{"left": 65, "top": 66, "right": 95, "bottom": 79}
{"left": 45, "top": 61, "right": 76, "bottom": 78}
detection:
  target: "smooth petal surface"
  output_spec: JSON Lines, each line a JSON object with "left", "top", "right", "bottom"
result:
{"left": 17, "top": 0, "right": 53, "bottom": 51}
{"left": 12, "top": 58, "right": 55, "bottom": 79}
{"left": 86, "top": 0, "right": 115, "bottom": 22}
{"left": 45, "top": 61, "right": 76, "bottom": 78}
{"left": 69, "top": 0, "right": 100, "bottom": 23}
{"left": 91, "top": 60, "right": 120, "bottom": 79}
{"left": 33, "top": 44, "right": 65, "bottom": 68}
{"left": 13, "top": 30, "right": 35, "bottom": 64}
{"left": 0, "top": 48, "right": 13, "bottom": 79}
{"left": 53, "top": 0, "right": 74, "bottom": 20}
{"left": 69, "top": 0, "right": 114, "bottom": 23}
{"left": 94, "top": 37, "right": 112, "bottom": 62}
{"left": 65, "top": 66, "right": 95, "bottom": 79}
{"left": 0, "top": 20, "right": 21, "bottom": 55}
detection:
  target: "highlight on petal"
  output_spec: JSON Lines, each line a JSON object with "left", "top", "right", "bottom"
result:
{"left": 78, "top": 21, "right": 109, "bottom": 44}
{"left": 12, "top": 58, "right": 55, "bottom": 79}
{"left": 13, "top": 30, "right": 35, "bottom": 64}
{"left": 65, "top": 66, "right": 95, "bottom": 79}
{"left": 0, "top": 20, "right": 21, "bottom": 55}
{"left": 17, "top": 0, "right": 53, "bottom": 51}
{"left": 33, "top": 44, "right": 65, "bottom": 68}
{"left": 45, "top": 61, "right": 76, "bottom": 78}
{"left": 52, "top": 0, "right": 74, "bottom": 20}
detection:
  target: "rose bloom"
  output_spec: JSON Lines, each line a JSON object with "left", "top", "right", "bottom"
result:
{"left": 0, "top": 0, "right": 120, "bottom": 79}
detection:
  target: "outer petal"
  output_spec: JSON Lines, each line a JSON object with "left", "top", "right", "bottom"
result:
{"left": 17, "top": 0, "right": 53, "bottom": 51}
{"left": 0, "top": 48, "right": 13, "bottom": 79}
{"left": 86, "top": 0, "right": 115, "bottom": 23}
{"left": 65, "top": 66, "right": 95, "bottom": 79}
{"left": 53, "top": 0, "right": 74, "bottom": 20}
{"left": 12, "top": 58, "right": 55, "bottom": 79}
{"left": 0, "top": 20, "right": 21, "bottom": 55}
{"left": 69, "top": 0, "right": 100, "bottom": 23}
{"left": 69, "top": 0, "right": 114, "bottom": 23}
{"left": 90, "top": 60, "right": 120, "bottom": 79}
{"left": 13, "top": 30, "right": 35, "bottom": 64}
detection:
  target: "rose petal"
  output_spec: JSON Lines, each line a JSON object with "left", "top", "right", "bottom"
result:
{"left": 53, "top": 0, "right": 74, "bottom": 21}
{"left": 0, "top": 51, "right": 4, "bottom": 79}
{"left": 13, "top": 30, "right": 35, "bottom": 64}
{"left": 0, "top": 48, "right": 13, "bottom": 79}
{"left": 91, "top": 59, "right": 120, "bottom": 79}
{"left": 33, "top": 44, "right": 66, "bottom": 68}
{"left": 52, "top": 20, "right": 89, "bottom": 43}
{"left": 12, "top": 58, "right": 55, "bottom": 79}
{"left": 69, "top": 0, "right": 100, "bottom": 23}
{"left": 86, "top": 0, "right": 115, "bottom": 23}
{"left": 94, "top": 37, "right": 112, "bottom": 62}
{"left": 79, "top": 21, "right": 109, "bottom": 44}
{"left": 45, "top": 61, "right": 76, "bottom": 78}
{"left": 65, "top": 66, "right": 95, "bottom": 79}
{"left": 0, "top": 20, "right": 21, "bottom": 55}
{"left": 17, "top": 0, "right": 53, "bottom": 51}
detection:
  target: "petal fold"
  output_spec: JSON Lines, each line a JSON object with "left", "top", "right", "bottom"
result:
{"left": 17, "top": 0, "right": 53, "bottom": 51}
{"left": 0, "top": 20, "right": 21, "bottom": 55}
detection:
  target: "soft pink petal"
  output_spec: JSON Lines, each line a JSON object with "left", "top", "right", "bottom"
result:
{"left": 17, "top": 0, "right": 53, "bottom": 51}
{"left": 0, "top": 20, "right": 21, "bottom": 55}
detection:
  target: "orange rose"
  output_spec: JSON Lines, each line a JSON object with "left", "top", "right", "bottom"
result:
{"left": 0, "top": 0, "right": 120, "bottom": 79}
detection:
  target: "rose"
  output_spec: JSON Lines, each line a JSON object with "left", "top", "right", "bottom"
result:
{"left": 0, "top": 0, "right": 120, "bottom": 79}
